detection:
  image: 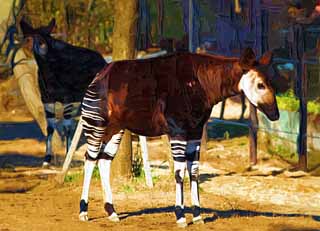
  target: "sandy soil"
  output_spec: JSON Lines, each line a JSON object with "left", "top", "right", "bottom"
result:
{"left": 0, "top": 134, "right": 320, "bottom": 231}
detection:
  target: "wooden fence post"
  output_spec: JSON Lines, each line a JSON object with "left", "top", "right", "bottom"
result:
{"left": 249, "top": 103, "right": 258, "bottom": 165}
{"left": 298, "top": 60, "right": 308, "bottom": 171}
{"left": 55, "top": 118, "right": 83, "bottom": 184}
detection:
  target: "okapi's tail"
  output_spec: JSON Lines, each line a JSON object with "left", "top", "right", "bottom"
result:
{"left": 81, "top": 63, "right": 114, "bottom": 160}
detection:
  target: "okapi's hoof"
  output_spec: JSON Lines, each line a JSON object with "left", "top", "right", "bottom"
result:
{"left": 42, "top": 161, "right": 51, "bottom": 169}
{"left": 176, "top": 217, "right": 187, "bottom": 228}
{"left": 79, "top": 212, "right": 88, "bottom": 221}
{"left": 192, "top": 215, "right": 204, "bottom": 225}
{"left": 108, "top": 212, "right": 120, "bottom": 222}
{"left": 42, "top": 155, "right": 52, "bottom": 168}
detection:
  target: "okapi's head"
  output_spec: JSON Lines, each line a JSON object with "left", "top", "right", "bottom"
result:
{"left": 20, "top": 18, "right": 56, "bottom": 57}
{"left": 238, "top": 48, "right": 280, "bottom": 121}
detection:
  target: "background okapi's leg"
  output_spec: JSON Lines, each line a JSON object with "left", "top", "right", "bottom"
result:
{"left": 98, "top": 130, "right": 124, "bottom": 222}
{"left": 79, "top": 159, "right": 96, "bottom": 221}
{"left": 170, "top": 137, "right": 187, "bottom": 228}
{"left": 186, "top": 139, "right": 204, "bottom": 224}
{"left": 43, "top": 103, "right": 56, "bottom": 167}
{"left": 62, "top": 103, "right": 77, "bottom": 152}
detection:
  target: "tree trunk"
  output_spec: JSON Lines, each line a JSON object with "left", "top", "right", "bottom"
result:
{"left": 111, "top": 0, "right": 138, "bottom": 179}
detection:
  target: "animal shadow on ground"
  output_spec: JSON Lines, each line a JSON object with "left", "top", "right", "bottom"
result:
{"left": 91, "top": 206, "right": 314, "bottom": 225}
{"left": 0, "top": 153, "right": 83, "bottom": 169}
{"left": 0, "top": 154, "right": 43, "bottom": 168}
{"left": 272, "top": 225, "right": 320, "bottom": 231}
{"left": 0, "top": 121, "right": 45, "bottom": 141}
{"left": 199, "top": 173, "right": 237, "bottom": 184}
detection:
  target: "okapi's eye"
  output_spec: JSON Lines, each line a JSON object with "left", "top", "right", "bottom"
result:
{"left": 257, "top": 82, "right": 266, "bottom": 90}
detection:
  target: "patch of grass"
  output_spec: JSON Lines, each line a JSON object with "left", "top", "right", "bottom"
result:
{"left": 92, "top": 166, "right": 100, "bottom": 180}
{"left": 122, "top": 184, "right": 134, "bottom": 193}
{"left": 263, "top": 134, "right": 298, "bottom": 163}
{"left": 64, "top": 171, "right": 82, "bottom": 183}
{"left": 152, "top": 175, "right": 161, "bottom": 184}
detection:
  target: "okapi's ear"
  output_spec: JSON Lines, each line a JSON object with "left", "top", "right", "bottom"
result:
{"left": 258, "top": 51, "right": 273, "bottom": 66}
{"left": 43, "top": 18, "right": 56, "bottom": 34}
{"left": 20, "top": 17, "right": 35, "bottom": 37}
{"left": 239, "top": 47, "right": 257, "bottom": 70}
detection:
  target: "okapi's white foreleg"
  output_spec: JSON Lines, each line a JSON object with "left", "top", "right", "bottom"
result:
{"left": 186, "top": 140, "right": 204, "bottom": 224}
{"left": 170, "top": 139, "right": 187, "bottom": 228}
{"left": 79, "top": 160, "right": 96, "bottom": 221}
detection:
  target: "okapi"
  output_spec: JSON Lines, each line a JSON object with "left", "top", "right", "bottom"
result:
{"left": 79, "top": 48, "right": 279, "bottom": 227}
{"left": 19, "top": 18, "right": 107, "bottom": 166}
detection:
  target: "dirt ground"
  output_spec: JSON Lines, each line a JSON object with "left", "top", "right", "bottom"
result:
{"left": 0, "top": 127, "right": 320, "bottom": 231}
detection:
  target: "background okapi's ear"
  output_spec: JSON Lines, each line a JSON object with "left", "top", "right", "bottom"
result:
{"left": 239, "top": 47, "right": 257, "bottom": 70}
{"left": 42, "top": 18, "right": 56, "bottom": 34}
{"left": 20, "top": 17, "right": 35, "bottom": 37}
{"left": 258, "top": 51, "right": 273, "bottom": 66}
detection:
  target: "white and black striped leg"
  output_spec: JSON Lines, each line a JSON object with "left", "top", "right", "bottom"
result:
{"left": 43, "top": 116, "right": 56, "bottom": 167}
{"left": 63, "top": 103, "right": 77, "bottom": 152}
{"left": 79, "top": 159, "right": 96, "bottom": 221}
{"left": 186, "top": 140, "right": 204, "bottom": 225}
{"left": 99, "top": 131, "right": 124, "bottom": 222}
{"left": 171, "top": 139, "right": 187, "bottom": 228}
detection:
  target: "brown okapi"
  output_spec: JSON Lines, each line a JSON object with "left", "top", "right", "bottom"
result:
{"left": 79, "top": 48, "right": 279, "bottom": 227}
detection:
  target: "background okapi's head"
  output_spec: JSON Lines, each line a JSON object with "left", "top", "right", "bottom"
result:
{"left": 238, "top": 48, "right": 280, "bottom": 121}
{"left": 20, "top": 18, "right": 56, "bottom": 57}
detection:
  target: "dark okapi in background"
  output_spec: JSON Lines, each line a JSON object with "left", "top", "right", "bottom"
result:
{"left": 79, "top": 48, "right": 279, "bottom": 226}
{"left": 20, "top": 18, "right": 107, "bottom": 166}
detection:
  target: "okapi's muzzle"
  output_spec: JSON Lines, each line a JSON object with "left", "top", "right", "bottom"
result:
{"left": 257, "top": 101, "right": 280, "bottom": 121}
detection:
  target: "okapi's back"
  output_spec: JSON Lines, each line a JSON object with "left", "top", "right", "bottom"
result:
{"left": 36, "top": 39, "right": 107, "bottom": 103}
{"left": 85, "top": 53, "right": 218, "bottom": 136}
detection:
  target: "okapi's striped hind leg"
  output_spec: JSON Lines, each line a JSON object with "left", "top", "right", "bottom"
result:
{"left": 98, "top": 130, "right": 124, "bottom": 222}
{"left": 186, "top": 140, "right": 204, "bottom": 225}
{"left": 170, "top": 137, "right": 204, "bottom": 227}
{"left": 79, "top": 127, "right": 124, "bottom": 222}
{"left": 170, "top": 138, "right": 188, "bottom": 228}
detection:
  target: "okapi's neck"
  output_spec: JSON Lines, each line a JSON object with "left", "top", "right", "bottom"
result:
{"left": 195, "top": 58, "right": 244, "bottom": 106}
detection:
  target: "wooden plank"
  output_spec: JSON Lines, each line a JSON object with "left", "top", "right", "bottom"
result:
{"left": 161, "top": 135, "right": 173, "bottom": 174}
{"left": 200, "top": 122, "right": 208, "bottom": 161}
{"left": 55, "top": 118, "right": 83, "bottom": 184}
{"left": 249, "top": 103, "right": 258, "bottom": 165}
{"left": 139, "top": 136, "right": 153, "bottom": 188}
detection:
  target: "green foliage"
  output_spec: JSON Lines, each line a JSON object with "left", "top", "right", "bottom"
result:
{"left": 163, "top": 0, "right": 185, "bottom": 39}
{"left": 132, "top": 142, "right": 144, "bottom": 178}
{"left": 64, "top": 171, "right": 81, "bottom": 183}
{"left": 92, "top": 166, "right": 100, "bottom": 180}
{"left": 223, "top": 131, "right": 230, "bottom": 139}
{"left": 308, "top": 100, "right": 320, "bottom": 114}
{"left": 265, "top": 133, "right": 298, "bottom": 163}
{"left": 276, "top": 90, "right": 320, "bottom": 115}
{"left": 276, "top": 90, "right": 300, "bottom": 112}
{"left": 122, "top": 184, "right": 134, "bottom": 193}
{"left": 23, "top": 0, "right": 114, "bottom": 52}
